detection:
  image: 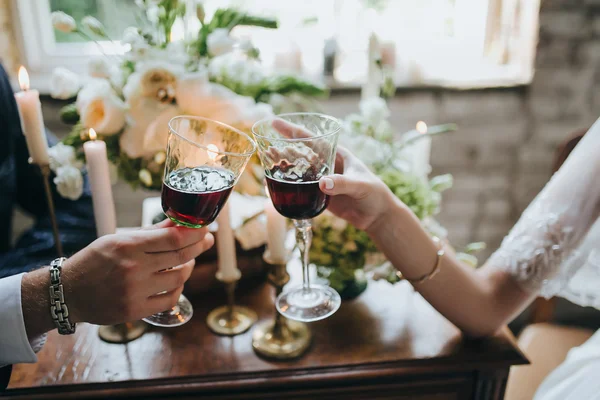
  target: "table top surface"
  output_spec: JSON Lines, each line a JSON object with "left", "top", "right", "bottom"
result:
{"left": 7, "top": 259, "right": 527, "bottom": 397}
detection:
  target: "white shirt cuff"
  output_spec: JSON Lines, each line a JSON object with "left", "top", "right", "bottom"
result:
{"left": 0, "top": 273, "right": 42, "bottom": 365}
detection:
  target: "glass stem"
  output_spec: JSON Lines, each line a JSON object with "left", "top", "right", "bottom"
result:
{"left": 294, "top": 219, "right": 313, "bottom": 292}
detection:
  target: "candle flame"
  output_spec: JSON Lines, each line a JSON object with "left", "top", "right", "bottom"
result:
{"left": 207, "top": 144, "right": 219, "bottom": 160}
{"left": 89, "top": 128, "right": 97, "bottom": 141}
{"left": 416, "top": 121, "right": 428, "bottom": 134}
{"left": 18, "top": 66, "right": 30, "bottom": 91}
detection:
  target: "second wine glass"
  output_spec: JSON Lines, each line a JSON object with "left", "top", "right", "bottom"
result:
{"left": 252, "top": 113, "right": 342, "bottom": 322}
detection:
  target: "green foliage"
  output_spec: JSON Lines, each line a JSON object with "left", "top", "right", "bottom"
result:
{"left": 194, "top": 8, "right": 277, "bottom": 57}
{"left": 378, "top": 169, "right": 441, "bottom": 220}
{"left": 59, "top": 103, "right": 80, "bottom": 124}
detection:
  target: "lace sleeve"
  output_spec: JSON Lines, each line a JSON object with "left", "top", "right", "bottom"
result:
{"left": 488, "top": 118, "right": 600, "bottom": 298}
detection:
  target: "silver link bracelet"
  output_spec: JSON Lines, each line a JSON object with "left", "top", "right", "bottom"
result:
{"left": 49, "top": 257, "right": 76, "bottom": 335}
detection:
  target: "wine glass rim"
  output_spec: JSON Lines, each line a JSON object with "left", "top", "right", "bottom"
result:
{"left": 168, "top": 115, "right": 257, "bottom": 157}
{"left": 251, "top": 112, "right": 342, "bottom": 142}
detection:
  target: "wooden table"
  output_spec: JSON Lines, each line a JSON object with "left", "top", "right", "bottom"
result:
{"left": 5, "top": 260, "right": 527, "bottom": 399}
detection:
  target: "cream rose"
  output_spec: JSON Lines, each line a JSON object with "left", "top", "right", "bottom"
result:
{"left": 88, "top": 56, "right": 114, "bottom": 79}
{"left": 76, "top": 79, "right": 127, "bottom": 135}
{"left": 50, "top": 67, "right": 81, "bottom": 100}
{"left": 123, "top": 61, "right": 182, "bottom": 102}
{"left": 175, "top": 71, "right": 273, "bottom": 128}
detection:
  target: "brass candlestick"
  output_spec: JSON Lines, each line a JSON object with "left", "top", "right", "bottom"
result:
{"left": 34, "top": 162, "right": 63, "bottom": 257}
{"left": 207, "top": 270, "right": 257, "bottom": 336}
{"left": 98, "top": 321, "right": 147, "bottom": 343}
{"left": 252, "top": 251, "right": 311, "bottom": 359}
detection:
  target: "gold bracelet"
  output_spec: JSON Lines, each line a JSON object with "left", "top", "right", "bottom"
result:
{"left": 395, "top": 236, "right": 444, "bottom": 286}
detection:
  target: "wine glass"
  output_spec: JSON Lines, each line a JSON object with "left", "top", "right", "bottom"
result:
{"left": 143, "top": 115, "right": 257, "bottom": 327}
{"left": 252, "top": 113, "right": 342, "bottom": 322}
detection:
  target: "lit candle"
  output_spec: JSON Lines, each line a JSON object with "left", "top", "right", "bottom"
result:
{"left": 14, "top": 66, "right": 49, "bottom": 165}
{"left": 211, "top": 144, "right": 239, "bottom": 281}
{"left": 83, "top": 129, "right": 117, "bottom": 237}
{"left": 412, "top": 121, "right": 431, "bottom": 179}
{"left": 264, "top": 198, "right": 287, "bottom": 263}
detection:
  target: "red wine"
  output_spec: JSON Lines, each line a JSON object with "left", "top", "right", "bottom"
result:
{"left": 266, "top": 164, "right": 330, "bottom": 219}
{"left": 162, "top": 166, "right": 235, "bottom": 227}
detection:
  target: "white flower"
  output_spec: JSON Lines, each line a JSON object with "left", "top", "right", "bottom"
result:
{"left": 340, "top": 133, "right": 391, "bottom": 168}
{"left": 50, "top": 67, "right": 81, "bottom": 100}
{"left": 54, "top": 165, "right": 84, "bottom": 200}
{"left": 88, "top": 56, "right": 114, "bottom": 79}
{"left": 207, "top": 28, "right": 236, "bottom": 56}
{"left": 122, "top": 27, "right": 148, "bottom": 53}
{"left": 330, "top": 216, "right": 348, "bottom": 231}
{"left": 82, "top": 16, "right": 106, "bottom": 37}
{"left": 51, "top": 11, "right": 76, "bottom": 33}
{"left": 48, "top": 143, "right": 82, "bottom": 172}
{"left": 76, "top": 79, "right": 127, "bottom": 135}
{"left": 359, "top": 97, "right": 390, "bottom": 124}
{"left": 209, "top": 53, "right": 265, "bottom": 87}
{"left": 123, "top": 61, "right": 182, "bottom": 102}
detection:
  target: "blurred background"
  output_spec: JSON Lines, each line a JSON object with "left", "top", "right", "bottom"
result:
{"left": 1, "top": 0, "right": 599, "bottom": 331}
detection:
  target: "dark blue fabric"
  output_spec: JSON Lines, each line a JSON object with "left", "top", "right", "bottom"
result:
{"left": 0, "top": 64, "right": 97, "bottom": 278}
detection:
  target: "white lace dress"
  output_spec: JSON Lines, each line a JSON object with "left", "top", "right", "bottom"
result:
{"left": 487, "top": 118, "right": 600, "bottom": 399}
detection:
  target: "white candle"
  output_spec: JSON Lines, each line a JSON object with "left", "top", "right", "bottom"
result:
{"left": 216, "top": 202, "right": 240, "bottom": 281}
{"left": 264, "top": 199, "right": 287, "bottom": 263}
{"left": 83, "top": 129, "right": 117, "bottom": 237}
{"left": 361, "top": 33, "right": 381, "bottom": 100}
{"left": 406, "top": 121, "right": 431, "bottom": 179}
{"left": 14, "top": 66, "right": 49, "bottom": 165}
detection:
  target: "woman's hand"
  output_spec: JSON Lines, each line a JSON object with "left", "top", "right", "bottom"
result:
{"left": 61, "top": 219, "right": 214, "bottom": 325}
{"left": 271, "top": 118, "right": 397, "bottom": 232}
{"left": 318, "top": 147, "right": 396, "bottom": 231}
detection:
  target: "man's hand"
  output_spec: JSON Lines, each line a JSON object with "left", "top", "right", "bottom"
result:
{"left": 21, "top": 220, "right": 214, "bottom": 339}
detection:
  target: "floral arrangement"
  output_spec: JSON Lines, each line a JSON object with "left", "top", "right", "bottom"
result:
{"left": 310, "top": 97, "right": 485, "bottom": 294}
{"left": 48, "top": 0, "right": 326, "bottom": 199}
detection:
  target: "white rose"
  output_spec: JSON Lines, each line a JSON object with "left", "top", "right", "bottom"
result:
{"left": 48, "top": 143, "right": 82, "bottom": 172}
{"left": 88, "top": 56, "right": 114, "bottom": 79}
{"left": 76, "top": 79, "right": 127, "bottom": 135}
{"left": 54, "top": 165, "right": 84, "bottom": 200}
{"left": 207, "top": 29, "right": 236, "bottom": 56}
{"left": 50, "top": 67, "right": 81, "bottom": 100}
{"left": 359, "top": 97, "right": 390, "bottom": 124}
{"left": 122, "top": 27, "right": 148, "bottom": 52}
{"left": 51, "top": 11, "right": 76, "bottom": 33}
{"left": 123, "top": 61, "right": 182, "bottom": 102}
{"left": 82, "top": 16, "right": 106, "bottom": 37}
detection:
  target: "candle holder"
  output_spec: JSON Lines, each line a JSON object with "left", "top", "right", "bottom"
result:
{"left": 206, "top": 270, "right": 257, "bottom": 336}
{"left": 98, "top": 321, "right": 147, "bottom": 343}
{"left": 252, "top": 251, "right": 311, "bottom": 360}
{"left": 31, "top": 160, "right": 63, "bottom": 257}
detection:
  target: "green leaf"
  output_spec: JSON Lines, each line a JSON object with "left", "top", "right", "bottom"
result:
{"left": 463, "top": 242, "right": 487, "bottom": 254}
{"left": 59, "top": 103, "right": 80, "bottom": 125}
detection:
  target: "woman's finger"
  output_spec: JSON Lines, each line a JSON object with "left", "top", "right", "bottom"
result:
{"left": 272, "top": 118, "right": 313, "bottom": 139}
{"left": 319, "top": 174, "right": 369, "bottom": 199}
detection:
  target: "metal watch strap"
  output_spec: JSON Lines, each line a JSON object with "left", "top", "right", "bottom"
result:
{"left": 49, "top": 257, "right": 76, "bottom": 335}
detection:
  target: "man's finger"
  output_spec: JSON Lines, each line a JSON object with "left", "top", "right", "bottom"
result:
{"left": 146, "top": 234, "right": 214, "bottom": 271}
{"left": 131, "top": 226, "right": 209, "bottom": 253}
{"left": 144, "top": 259, "right": 195, "bottom": 296}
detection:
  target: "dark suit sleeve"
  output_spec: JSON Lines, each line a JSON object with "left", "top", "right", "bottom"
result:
{"left": 0, "top": 64, "right": 97, "bottom": 277}
{"left": 0, "top": 365, "right": 12, "bottom": 390}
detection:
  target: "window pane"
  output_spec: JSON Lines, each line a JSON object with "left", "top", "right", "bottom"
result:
{"left": 50, "top": 0, "right": 138, "bottom": 42}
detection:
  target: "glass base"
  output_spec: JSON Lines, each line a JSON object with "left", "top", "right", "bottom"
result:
{"left": 143, "top": 294, "right": 193, "bottom": 327}
{"left": 276, "top": 285, "right": 341, "bottom": 322}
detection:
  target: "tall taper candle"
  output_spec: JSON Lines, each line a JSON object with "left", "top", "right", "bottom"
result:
{"left": 14, "top": 66, "right": 49, "bottom": 165}
{"left": 264, "top": 199, "right": 287, "bottom": 263}
{"left": 216, "top": 202, "right": 240, "bottom": 281}
{"left": 83, "top": 129, "right": 117, "bottom": 237}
